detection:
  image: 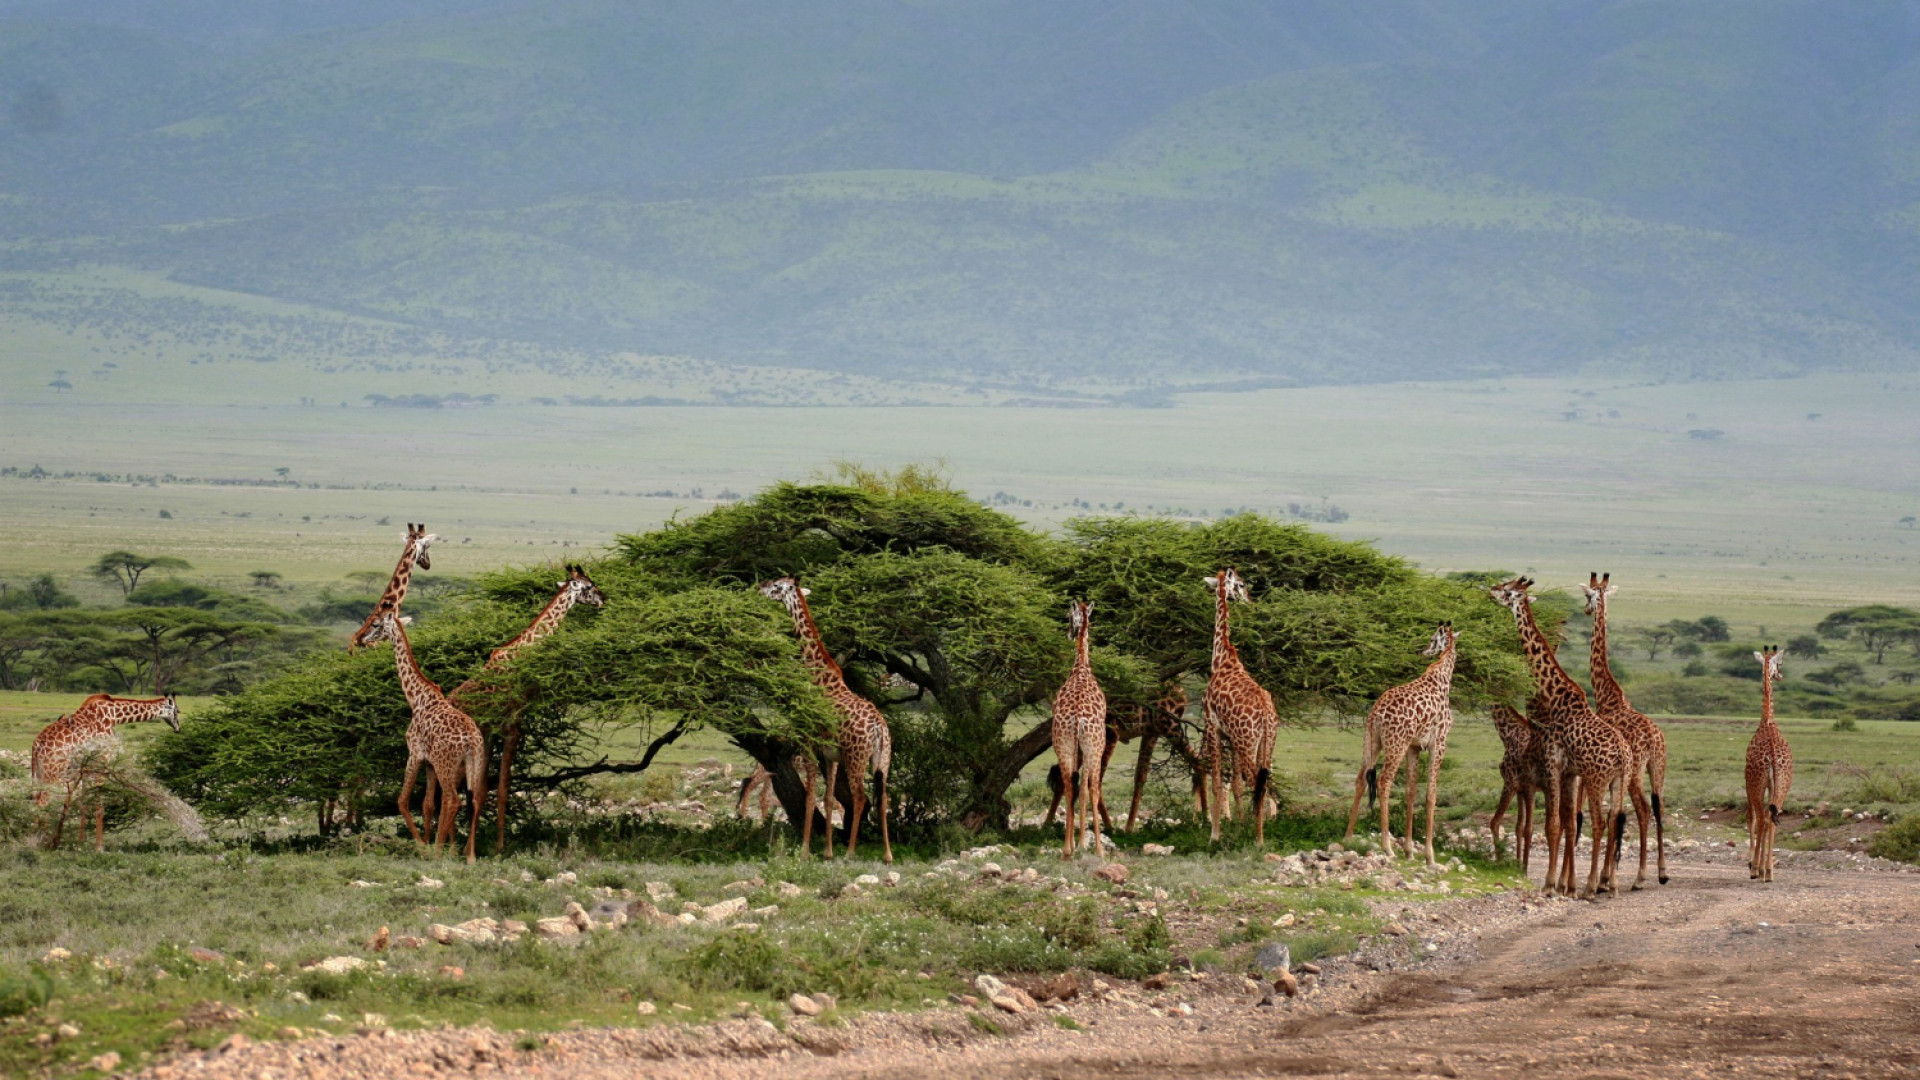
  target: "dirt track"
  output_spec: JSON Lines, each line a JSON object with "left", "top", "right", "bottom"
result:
{"left": 146, "top": 853, "right": 1920, "bottom": 1080}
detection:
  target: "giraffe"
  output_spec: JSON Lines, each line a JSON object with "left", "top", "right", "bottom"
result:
{"left": 1201, "top": 569, "right": 1280, "bottom": 846}
{"left": 1486, "top": 701, "right": 1551, "bottom": 871}
{"left": 429, "top": 563, "right": 606, "bottom": 851}
{"left": 1043, "top": 685, "right": 1191, "bottom": 832}
{"left": 30, "top": 694, "right": 180, "bottom": 849}
{"left": 1489, "top": 577, "right": 1631, "bottom": 898}
{"left": 1051, "top": 600, "right": 1108, "bottom": 859}
{"left": 1581, "top": 572, "right": 1672, "bottom": 888}
{"left": 373, "top": 610, "right": 486, "bottom": 863}
{"left": 737, "top": 756, "right": 820, "bottom": 828}
{"left": 349, "top": 523, "right": 436, "bottom": 652}
{"left": 1745, "top": 646, "right": 1794, "bottom": 883}
{"left": 1343, "top": 622, "right": 1459, "bottom": 864}
{"left": 759, "top": 577, "right": 893, "bottom": 863}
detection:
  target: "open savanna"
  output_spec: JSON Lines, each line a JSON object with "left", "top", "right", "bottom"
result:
{"left": 3, "top": 372, "right": 1917, "bottom": 623}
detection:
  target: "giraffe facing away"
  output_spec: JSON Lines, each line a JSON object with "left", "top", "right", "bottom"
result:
{"left": 1343, "top": 623, "right": 1460, "bottom": 864}
{"left": 1746, "top": 646, "right": 1794, "bottom": 882}
{"left": 349, "top": 524, "right": 436, "bottom": 652}
{"left": 1582, "top": 572, "right": 1672, "bottom": 888}
{"left": 1487, "top": 700, "right": 1551, "bottom": 871}
{"left": 1051, "top": 600, "right": 1108, "bottom": 859}
{"left": 373, "top": 610, "right": 486, "bottom": 863}
{"left": 759, "top": 577, "right": 893, "bottom": 863}
{"left": 1489, "top": 577, "right": 1631, "bottom": 898}
{"left": 435, "top": 564, "right": 606, "bottom": 851}
{"left": 1201, "top": 569, "right": 1280, "bottom": 846}
{"left": 1043, "top": 685, "right": 1191, "bottom": 833}
{"left": 30, "top": 694, "right": 180, "bottom": 849}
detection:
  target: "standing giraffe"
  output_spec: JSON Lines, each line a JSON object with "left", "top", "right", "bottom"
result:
{"left": 1343, "top": 623, "right": 1459, "bottom": 864}
{"left": 30, "top": 694, "right": 181, "bottom": 849}
{"left": 1489, "top": 577, "right": 1631, "bottom": 898}
{"left": 429, "top": 564, "right": 606, "bottom": 851}
{"left": 371, "top": 610, "right": 486, "bottom": 863}
{"left": 1487, "top": 701, "right": 1551, "bottom": 870}
{"left": 1201, "top": 569, "right": 1280, "bottom": 846}
{"left": 349, "top": 524, "right": 436, "bottom": 652}
{"left": 1746, "top": 646, "right": 1794, "bottom": 882}
{"left": 1051, "top": 600, "right": 1108, "bottom": 859}
{"left": 1043, "top": 685, "right": 1192, "bottom": 832}
{"left": 759, "top": 577, "right": 893, "bottom": 863}
{"left": 1582, "top": 572, "right": 1671, "bottom": 887}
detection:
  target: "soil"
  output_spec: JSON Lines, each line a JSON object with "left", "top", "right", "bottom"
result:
{"left": 138, "top": 849, "right": 1920, "bottom": 1080}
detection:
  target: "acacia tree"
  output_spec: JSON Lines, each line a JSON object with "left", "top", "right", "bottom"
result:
{"left": 89, "top": 551, "right": 191, "bottom": 598}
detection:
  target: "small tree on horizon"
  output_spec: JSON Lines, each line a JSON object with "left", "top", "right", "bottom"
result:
{"left": 89, "top": 551, "right": 192, "bottom": 598}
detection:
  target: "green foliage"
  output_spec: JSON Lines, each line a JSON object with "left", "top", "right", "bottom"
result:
{"left": 0, "top": 967, "right": 53, "bottom": 1018}
{"left": 0, "top": 576, "right": 78, "bottom": 612}
{"left": 1869, "top": 814, "right": 1920, "bottom": 865}
{"left": 88, "top": 552, "right": 191, "bottom": 598}
{"left": 1831, "top": 717, "right": 1859, "bottom": 732}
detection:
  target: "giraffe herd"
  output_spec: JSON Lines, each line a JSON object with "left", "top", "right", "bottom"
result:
{"left": 25, "top": 533, "right": 1799, "bottom": 896}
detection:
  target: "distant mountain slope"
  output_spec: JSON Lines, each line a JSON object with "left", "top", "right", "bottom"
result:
{"left": 2, "top": 0, "right": 1917, "bottom": 400}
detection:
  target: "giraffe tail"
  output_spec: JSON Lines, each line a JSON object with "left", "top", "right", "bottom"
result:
{"left": 1767, "top": 764, "right": 1783, "bottom": 823}
{"left": 1651, "top": 791, "right": 1663, "bottom": 832}
{"left": 1611, "top": 808, "right": 1628, "bottom": 854}
{"left": 1365, "top": 765, "right": 1378, "bottom": 813}
{"left": 1252, "top": 766, "right": 1272, "bottom": 823}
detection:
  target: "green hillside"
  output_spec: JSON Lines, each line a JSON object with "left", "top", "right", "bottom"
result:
{"left": 2, "top": 0, "right": 1917, "bottom": 401}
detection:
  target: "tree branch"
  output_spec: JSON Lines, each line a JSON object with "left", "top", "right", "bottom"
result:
{"left": 522, "top": 718, "right": 690, "bottom": 786}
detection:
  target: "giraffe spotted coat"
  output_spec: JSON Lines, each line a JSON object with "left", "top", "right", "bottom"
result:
{"left": 1201, "top": 569, "right": 1280, "bottom": 846}
{"left": 1583, "top": 572, "right": 1672, "bottom": 888}
{"left": 1745, "top": 646, "right": 1794, "bottom": 882}
{"left": 1051, "top": 600, "right": 1108, "bottom": 859}
{"left": 1343, "top": 623, "right": 1459, "bottom": 865}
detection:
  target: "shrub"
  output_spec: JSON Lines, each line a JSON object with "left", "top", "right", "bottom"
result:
{"left": 1831, "top": 717, "right": 1859, "bottom": 732}
{"left": 1870, "top": 815, "right": 1920, "bottom": 864}
{"left": 0, "top": 967, "right": 53, "bottom": 1018}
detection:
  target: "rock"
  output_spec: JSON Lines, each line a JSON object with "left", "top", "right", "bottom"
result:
{"left": 395, "top": 935, "right": 425, "bottom": 950}
{"left": 677, "top": 913, "right": 698, "bottom": 925}
{"left": 534, "top": 917, "right": 580, "bottom": 939}
{"left": 217, "top": 1033, "right": 251, "bottom": 1053}
{"left": 1141, "top": 843, "right": 1175, "bottom": 856}
{"left": 1167, "top": 1002, "right": 1194, "bottom": 1017}
{"left": 1273, "top": 969, "right": 1300, "bottom": 998}
{"left": 591, "top": 900, "right": 629, "bottom": 927}
{"left": 841, "top": 884, "right": 864, "bottom": 897}
{"left": 627, "top": 900, "right": 677, "bottom": 927}
{"left": 348, "top": 879, "right": 379, "bottom": 888}
{"left": 1263, "top": 852, "right": 1286, "bottom": 862}
{"left": 751, "top": 905, "right": 780, "bottom": 918}
{"left": 501, "top": 919, "right": 528, "bottom": 936}
{"left": 278, "top": 1027, "right": 304, "bottom": 1040}
{"left": 56, "top": 1023, "right": 81, "bottom": 1039}
{"left": 1143, "top": 972, "right": 1172, "bottom": 990}
{"left": 364, "top": 926, "right": 390, "bottom": 952}
{"left": 1092, "top": 863, "right": 1130, "bottom": 886}
{"left": 789, "top": 993, "right": 824, "bottom": 1017}
{"left": 309, "top": 956, "right": 369, "bottom": 975}
{"left": 814, "top": 992, "right": 837, "bottom": 1011}
{"left": 776, "top": 881, "right": 804, "bottom": 899}
{"left": 645, "top": 881, "right": 677, "bottom": 902}
{"left": 439, "top": 965, "right": 465, "bottom": 979}
{"left": 1030, "top": 971, "right": 1080, "bottom": 1002}
{"left": 1383, "top": 922, "right": 1409, "bottom": 937}
{"left": 1253, "top": 942, "right": 1291, "bottom": 975}
{"left": 636, "top": 1002, "right": 657, "bottom": 1016}
{"left": 885, "top": 871, "right": 901, "bottom": 887}
{"left": 723, "top": 879, "right": 761, "bottom": 894}
{"left": 555, "top": 871, "right": 578, "bottom": 885}
{"left": 729, "top": 922, "right": 761, "bottom": 932}
{"left": 187, "top": 947, "right": 225, "bottom": 965}
{"left": 855, "top": 874, "right": 881, "bottom": 886}
{"left": 980, "top": 862, "right": 1003, "bottom": 877}
{"left": 1275, "top": 913, "right": 1296, "bottom": 928}
{"left": 416, "top": 876, "right": 444, "bottom": 889}
{"left": 1299, "top": 962, "right": 1322, "bottom": 975}
{"left": 40, "top": 947, "right": 71, "bottom": 963}
{"left": 702, "top": 897, "right": 749, "bottom": 922}
{"left": 564, "top": 901, "right": 594, "bottom": 931}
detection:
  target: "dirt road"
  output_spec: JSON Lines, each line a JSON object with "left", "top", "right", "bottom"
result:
{"left": 148, "top": 854, "right": 1920, "bottom": 1080}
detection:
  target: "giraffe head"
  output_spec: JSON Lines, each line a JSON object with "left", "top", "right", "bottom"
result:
{"left": 1754, "top": 645, "right": 1784, "bottom": 683}
{"left": 1066, "top": 599, "right": 1095, "bottom": 640}
{"left": 406, "top": 523, "right": 438, "bottom": 572}
{"left": 1579, "top": 572, "right": 1617, "bottom": 617}
{"left": 1488, "top": 576, "right": 1535, "bottom": 614}
{"left": 561, "top": 564, "right": 607, "bottom": 607}
{"left": 1203, "top": 568, "right": 1250, "bottom": 603}
{"left": 157, "top": 694, "right": 181, "bottom": 733}
{"left": 1421, "top": 621, "right": 1458, "bottom": 657}
{"left": 358, "top": 611, "right": 414, "bottom": 647}
{"left": 757, "top": 576, "right": 809, "bottom": 610}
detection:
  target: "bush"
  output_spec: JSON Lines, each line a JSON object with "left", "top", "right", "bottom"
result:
{"left": 1831, "top": 717, "right": 1859, "bottom": 732}
{"left": 1870, "top": 815, "right": 1920, "bottom": 864}
{"left": 0, "top": 967, "right": 54, "bottom": 1018}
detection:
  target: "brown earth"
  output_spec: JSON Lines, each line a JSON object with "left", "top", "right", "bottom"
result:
{"left": 140, "top": 852, "right": 1920, "bottom": 1080}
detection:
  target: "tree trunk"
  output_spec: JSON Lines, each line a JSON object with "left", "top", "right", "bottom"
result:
{"left": 958, "top": 719, "right": 1055, "bottom": 833}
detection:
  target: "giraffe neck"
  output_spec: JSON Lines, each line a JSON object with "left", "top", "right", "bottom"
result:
{"left": 388, "top": 620, "right": 447, "bottom": 714}
{"left": 486, "top": 586, "right": 582, "bottom": 670}
{"left": 1589, "top": 599, "right": 1628, "bottom": 712}
{"left": 1423, "top": 641, "right": 1458, "bottom": 690}
{"left": 1508, "top": 599, "right": 1585, "bottom": 727}
{"left": 1073, "top": 618, "right": 1092, "bottom": 673}
{"left": 1759, "top": 671, "right": 1776, "bottom": 729}
{"left": 1211, "top": 586, "right": 1240, "bottom": 673}
{"left": 378, "top": 538, "right": 419, "bottom": 614}
{"left": 781, "top": 594, "right": 845, "bottom": 688}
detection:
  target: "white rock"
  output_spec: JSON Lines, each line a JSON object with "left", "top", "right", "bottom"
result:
{"left": 841, "top": 883, "right": 863, "bottom": 897}
{"left": 555, "top": 871, "right": 578, "bottom": 885}
{"left": 789, "top": 993, "right": 823, "bottom": 1016}
{"left": 310, "top": 956, "right": 369, "bottom": 975}
{"left": 647, "top": 881, "right": 677, "bottom": 902}
{"left": 415, "top": 877, "right": 444, "bottom": 889}
{"left": 855, "top": 874, "right": 881, "bottom": 886}
{"left": 534, "top": 917, "right": 580, "bottom": 939}
{"left": 981, "top": 862, "right": 1003, "bottom": 876}
{"left": 702, "top": 897, "right": 750, "bottom": 922}
{"left": 884, "top": 871, "right": 901, "bottom": 887}
{"left": 1141, "top": 843, "right": 1175, "bottom": 856}
{"left": 776, "top": 881, "right": 804, "bottom": 898}
{"left": 636, "top": 1002, "right": 657, "bottom": 1016}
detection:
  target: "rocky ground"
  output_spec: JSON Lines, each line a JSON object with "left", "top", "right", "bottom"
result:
{"left": 126, "top": 845, "right": 1920, "bottom": 1080}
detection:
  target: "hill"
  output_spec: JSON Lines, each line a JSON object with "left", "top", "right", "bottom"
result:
{"left": 2, "top": 0, "right": 1918, "bottom": 402}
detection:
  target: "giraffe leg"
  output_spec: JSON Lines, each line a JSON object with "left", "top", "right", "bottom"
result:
{"left": 1562, "top": 777, "right": 1582, "bottom": 896}
{"left": 1127, "top": 732, "right": 1156, "bottom": 832}
{"left": 94, "top": 800, "right": 106, "bottom": 852}
{"left": 1061, "top": 754, "right": 1078, "bottom": 860}
{"left": 800, "top": 761, "right": 818, "bottom": 858}
{"left": 1095, "top": 734, "right": 1117, "bottom": 837}
{"left": 1206, "top": 715, "right": 1224, "bottom": 843}
{"left": 1540, "top": 769, "right": 1561, "bottom": 894}
{"left": 875, "top": 768, "right": 892, "bottom": 865}
{"left": 844, "top": 762, "right": 867, "bottom": 862}
{"left": 495, "top": 721, "right": 523, "bottom": 854}
{"left": 421, "top": 765, "right": 438, "bottom": 844}
{"left": 821, "top": 762, "right": 840, "bottom": 860}
{"left": 1424, "top": 737, "right": 1446, "bottom": 866}
{"left": 1402, "top": 747, "right": 1420, "bottom": 859}
{"left": 1517, "top": 782, "right": 1534, "bottom": 874}
{"left": 1489, "top": 778, "right": 1514, "bottom": 861}
{"left": 1626, "top": 770, "right": 1652, "bottom": 890}
{"left": 1650, "top": 758, "right": 1669, "bottom": 885}
{"left": 1344, "top": 730, "right": 1377, "bottom": 843}
{"left": 1376, "top": 752, "right": 1402, "bottom": 862}
{"left": 465, "top": 747, "right": 484, "bottom": 865}
{"left": 1044, "top": 764, "right": 1065, "bottom": 829}
{"left": 398, "top": 755, "right": 426, "bottom": 845}
{"left": 1581, "top": 775, "right": 1606, "bottom": 899}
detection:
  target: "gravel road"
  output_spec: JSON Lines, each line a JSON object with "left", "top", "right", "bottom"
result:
{"left": 139, "top": 851, "right": 1920, "bottom": 1080}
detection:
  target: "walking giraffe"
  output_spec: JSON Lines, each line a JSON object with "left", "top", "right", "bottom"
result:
{"left": 349, "top": 523, "right": 436, "bottom": 652}
{"left": 426, "top": 564, "right": 606, "bottom": 851}
{"left": 1343, "top": 622, "right": 1460, "bottom": 864}
{"left": 1746, "top": 646, "right": 1794, "bottom": 882}
{"left": 1582, "top": 572, "right": 1671, "bottom": 887}
{"left": 1051, "top": 600, "right": 1108, "bottom": 859}
{"left": 1487, "top": 700, "right": 1551, "bottom": 870}
{"left": 368, "top": 610, "right": 486, "bottom": 863}
{"left": 1489, "top": 577, "right": 1631, "bottom": 898}
{"left": 1201, "top": 569, "right": 1279, "bottom": 846}
{"left": 30, "top": 694, "right": 180, "bottom": 849}
{"left": 759, "top": 577, "right": 893, "bottom": 863}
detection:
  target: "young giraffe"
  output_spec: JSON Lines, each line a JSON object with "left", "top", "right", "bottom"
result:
{"left": 1343, "top": 623, "right": 1460, "bottom": 864}
{"left": 1582, "top": 572, "right": 1672, "bottom": 887}
{"left": 371, "top": 610, "right": 486, "bottom": 863}
{"left": 30, "top": 694, "right": 181, "bottom": 849}
{"left": 430, "top": 564, "right": 606, "bottom": 851}
{"left": 1489, "top": 577, "right": 1631, "bottom": 898}
{"left": 348, "top": 523, "right": 436, "bottom": 652}
{"left": 759, "top": 577, "right": 893, "bottom": 863}
{"left": 1487, "top": 700, "right": 1551, "bottom": 871}
{"left": 1051, "top": 600, "right": 1108, "bottom": 859}
{"left": 1746, "top": 646, "right": 1794, "bottom": 883}
{"left": 1201, "top": 569, "right": 1279, "bottom": 846}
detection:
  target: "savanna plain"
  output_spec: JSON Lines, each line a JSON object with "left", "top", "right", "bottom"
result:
{"left": 3, "top": 374, "right": 1920, "bottom": 1079}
